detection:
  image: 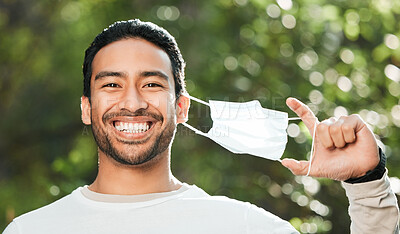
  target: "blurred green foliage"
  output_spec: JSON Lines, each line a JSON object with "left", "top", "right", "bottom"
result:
{"left": 1, "top": 0, "right": 400, "bottom": 233}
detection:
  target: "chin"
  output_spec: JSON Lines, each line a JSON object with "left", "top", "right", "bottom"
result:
{"left": 110, "top": 146, "right": 169, "bottom": 170}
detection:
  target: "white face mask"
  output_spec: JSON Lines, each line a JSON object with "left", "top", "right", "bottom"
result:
{"left": 181, "top": 95, "right": 301, "bottom": 161}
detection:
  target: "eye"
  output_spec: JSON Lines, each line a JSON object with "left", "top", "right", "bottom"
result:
{"left": 102, "top": 83, "right": 120, "bottom": 88}
{"left": 144, "top": 83, "right": 163, "bottom": 88}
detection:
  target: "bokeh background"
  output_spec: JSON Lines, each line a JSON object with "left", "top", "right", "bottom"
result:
{"left": 1, "top": 0, "right": 400, "bottom": 233}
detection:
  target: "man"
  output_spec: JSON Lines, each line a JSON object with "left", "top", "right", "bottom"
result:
{"left": 3, "top": 19, "right": 399, "bottom": 233}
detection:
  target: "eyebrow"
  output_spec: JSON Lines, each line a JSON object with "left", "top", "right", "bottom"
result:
{"left": 140, "top": 71, "right": 170, "bottom": 81}
{"left": 95, "top": 71, "right": 128, "bottom": 80}
{"left": 94, "top": 70, "right": 170, "bottom": 81}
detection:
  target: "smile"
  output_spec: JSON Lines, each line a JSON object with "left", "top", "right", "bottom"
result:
{"left": 113, "top": 121, "right": 152, "bottom": 134}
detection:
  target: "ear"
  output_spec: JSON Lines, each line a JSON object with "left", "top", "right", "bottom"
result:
{"left": 176, "top": 95, "right": 190, "bottom": 124}
{"left": 81, "top": 96, "right": 91, "bottom": 125}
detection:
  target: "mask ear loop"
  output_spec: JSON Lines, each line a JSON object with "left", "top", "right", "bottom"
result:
{"left": 181, "top": 122, "right": 208, "bottom": 137}
{"left": 180, "top": 94, "right": 210, "bottom": 137}
{"left": 186, "top": 94, "right": 210, "bottom": 107}
{"left": 306, "top": 122, "right": 317, "bottom": 176}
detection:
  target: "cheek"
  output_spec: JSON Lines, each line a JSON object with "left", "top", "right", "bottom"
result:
{"left": 144, "top": 92, "right": 173, "bottom": 108}
{"left": 165, "top": 93, "right": 177, "bottom": 118}
{"left": 146, "top": 97, "right": 161, "bottom": 108}
{"left": 144, "top": 93, "right": 176, "bottom": 117}
{"left": 90, "top": 95, "right": 119, "bottom": 118}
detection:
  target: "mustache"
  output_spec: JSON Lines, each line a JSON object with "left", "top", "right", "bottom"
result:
{"left": 102, "top": 108, "right": 163, "bottom": 122}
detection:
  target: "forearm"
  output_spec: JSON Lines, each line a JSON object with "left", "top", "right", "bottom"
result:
{"left": 342, "top": 170, "right": 399, "bottom": 234}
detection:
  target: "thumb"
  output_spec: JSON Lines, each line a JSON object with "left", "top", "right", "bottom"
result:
{"left": 281, "top": 158, "right": 309, "bottom": 176}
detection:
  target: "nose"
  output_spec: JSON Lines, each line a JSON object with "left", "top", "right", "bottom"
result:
{"left": 118, "top": 87, "right": 148, "bottom": 112}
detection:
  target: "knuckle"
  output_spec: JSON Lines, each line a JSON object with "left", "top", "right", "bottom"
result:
{"left": 341, "top": 124, "right": 352, "bottom": 132}
{"left": 329, "top": 126, "right": 340, "bottom": 134}
{"left": 329, "top": 117, "right": 337, "bottom": 122}
{"left": 350, "top": 114, "right": 362, "bottom": 121}
{"left": 321, "top": 118, "right": 331, "bottom": 124}
{"left": 317, "top": 123, "right": 328, "bottom": 132}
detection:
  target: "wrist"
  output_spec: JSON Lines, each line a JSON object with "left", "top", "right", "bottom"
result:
{"left": 344, "top": 147, "right": 386, "bottom": 184}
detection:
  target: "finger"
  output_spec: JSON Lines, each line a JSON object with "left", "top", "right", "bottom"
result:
{"left": 339, "top": 116, "right": 356, "bottom": 143}
{"left": 329, "top": 118, "right": 347, "bottom": 148}
{"left": 281, "top": 158, "right": 310, "bottom": 176}
{"left": 286, "top": 97, "right": 319, "bottom": 132}
{"left": 347, "top": 114, "right": 367, "bottom": 137}
{"left": 317, "top": 119, "right": 335, "bottom": 149}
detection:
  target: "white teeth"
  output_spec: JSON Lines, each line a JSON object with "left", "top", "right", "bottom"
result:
{"left": 139, "top": 123, "right": 144, "bottom": 132}
{"left": 115, "top": 122, "right": 150, "bottom": 133}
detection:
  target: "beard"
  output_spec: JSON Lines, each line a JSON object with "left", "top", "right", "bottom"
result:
{"left": 91, "top": 108, "right": 176, "bottom": 166}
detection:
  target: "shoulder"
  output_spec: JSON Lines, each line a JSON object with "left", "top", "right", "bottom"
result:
{"left": 18, "top": 188, "right": 80, "bottom": 217}
{"left": 3, "top": 221, "right": 19, "bottom": 234}
{"left": 11, "top": 187, "right": 83, "bottom": 232}
{"left": 182, "top": 184, "right": 277, "bottom": 216}
{"left": 181, "top": 185, "right": 252, "bottom": 211}
{"left": 179, "top": 185, "right": 298, "bottom": 233}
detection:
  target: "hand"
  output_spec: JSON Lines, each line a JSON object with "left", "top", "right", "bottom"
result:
{"left": 281, "top": 98, "right": 380, "bottom": 181}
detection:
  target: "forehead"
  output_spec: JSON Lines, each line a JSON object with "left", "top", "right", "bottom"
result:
{"left": 91, "top": 38, "right": 173, "bottom": 81}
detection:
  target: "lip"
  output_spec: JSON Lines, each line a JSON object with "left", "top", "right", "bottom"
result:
{"left": 108, "top": 116, "right": 158, "bottom": 141}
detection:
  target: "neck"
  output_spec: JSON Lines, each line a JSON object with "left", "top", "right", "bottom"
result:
{"left": 89, "top": 149, "right": 182, "bottom": 195}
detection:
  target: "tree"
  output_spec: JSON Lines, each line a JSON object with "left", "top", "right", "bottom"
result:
{"left": 1, "top": 0, "right": 399, "bottom": 232}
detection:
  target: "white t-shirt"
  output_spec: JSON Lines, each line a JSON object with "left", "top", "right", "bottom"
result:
{"left": 3, "top": 184, "right": 298, "bottom": 234}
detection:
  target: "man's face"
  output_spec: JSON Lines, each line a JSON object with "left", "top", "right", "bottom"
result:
{"left": 81, "top": 38, "right": 188, "bottom": 166}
